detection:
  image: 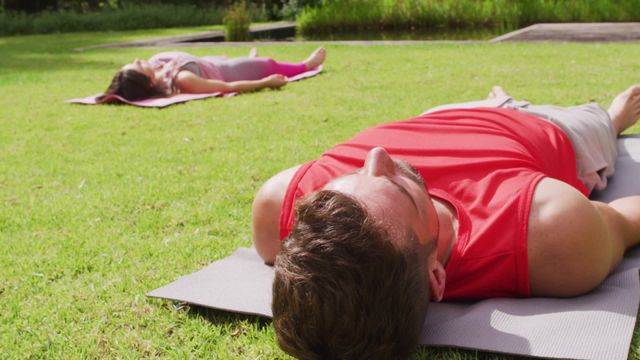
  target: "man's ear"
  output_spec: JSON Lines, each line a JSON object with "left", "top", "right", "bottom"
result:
{"left": 428, "top": 261, "right": 446, "bottom": 302}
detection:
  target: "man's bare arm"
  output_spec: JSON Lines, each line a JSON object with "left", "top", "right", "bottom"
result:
{"left": 528, "top": 177, "right": 640, "bottom": 297}
{"left": 252, "top": 165, "right": 300, "bottom": 265}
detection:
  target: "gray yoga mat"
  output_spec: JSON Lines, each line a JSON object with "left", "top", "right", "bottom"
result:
{"left": 149, "top": 135, "right": 640, "bottom": 360}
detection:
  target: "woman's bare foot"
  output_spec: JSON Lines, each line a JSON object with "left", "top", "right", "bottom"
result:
{"left": 488, "top": 85, "right": 508, "bottom": 99}
{"left": 249, "top": 47, "right": 258, "bottom": 58}
{"left": 304, "top": 47, "right": 326, "bottom": 70}
{"left": 608, "top": 84, "right": 640, "bottom": 134}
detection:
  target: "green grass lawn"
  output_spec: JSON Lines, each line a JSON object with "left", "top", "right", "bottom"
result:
{"left": 2, "top": 28, "right": 640, "bottom": 359}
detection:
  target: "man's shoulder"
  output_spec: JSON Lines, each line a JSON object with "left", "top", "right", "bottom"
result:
{"left": 529, "top": 177, "right": 592, "bottom": 238}
{"left": 530, "top": 177, "right": 590, "bottom": 221}
{"left": 527, "top": 178, "right": 597, "bottom": 272}
{"left": 261, "top": 165, "right": 301, "bottom": 199}
{"left": 527, "top": 177, "right": 615, "bottom": 296}
{"left": 251, "top": 165, "right": 301, "bottom": 264}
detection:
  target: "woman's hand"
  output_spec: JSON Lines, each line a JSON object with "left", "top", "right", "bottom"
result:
{"left": 262, "top": 74, "right": 288, "bottom": 89}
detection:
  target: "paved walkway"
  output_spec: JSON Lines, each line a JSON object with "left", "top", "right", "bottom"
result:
{"left": 75, "top": 22, "right": 297, "bottom": 51}
{"left": 75, "top": 22, "right": 640, "bottom": 51}
{"left": 492, "top": 22, "right": 640, "bottom": 42}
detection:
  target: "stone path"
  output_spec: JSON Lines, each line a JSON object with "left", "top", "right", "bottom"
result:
{"left": 492, "top": 22, "right": 640, "bottom": 42}
{"left": 74, "top": 22, "right": 640, "bottom": 51}
{"left": 75, "top": 22, "right": 296, "bottom": 51}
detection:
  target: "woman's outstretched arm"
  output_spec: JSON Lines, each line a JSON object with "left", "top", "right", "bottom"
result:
{"left": 174, "top": 70, "right": 287, "bottom": 94}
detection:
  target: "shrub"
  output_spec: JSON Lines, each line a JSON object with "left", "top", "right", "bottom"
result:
{"left": 223, "top": 1, "right": 251, "bottom": 41}
{"left": 297, "top": 0, "right": 640, "bottom": 36}
{"left": 0, "top": 3, "right": 224, "bottom": 36}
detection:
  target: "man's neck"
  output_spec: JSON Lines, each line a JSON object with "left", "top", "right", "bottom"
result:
{"left": 433, "top": 198, "right": 458, "bottom": 265}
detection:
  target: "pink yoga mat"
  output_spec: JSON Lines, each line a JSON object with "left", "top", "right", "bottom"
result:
{"left": 66, "top": 66, "right": 322, "bottom": 108}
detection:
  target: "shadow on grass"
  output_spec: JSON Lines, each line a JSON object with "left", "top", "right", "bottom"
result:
{"left": 0, "top": 32, "right": 155, "bottom": 74}
{"left": 186, "top": 304, "right": 272, "bottom": 331}
{"left": 0, "top": 54, "right": 117, "bottom": 75}
{"left": 184, "top": 303, "right": 532, "bottom": 360}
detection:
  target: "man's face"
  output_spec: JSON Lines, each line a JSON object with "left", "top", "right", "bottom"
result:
{"left": 323, "top": 147, "right": 439, "bottom": 257}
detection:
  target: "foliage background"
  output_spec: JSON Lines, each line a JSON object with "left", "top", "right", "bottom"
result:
{"left": 297, "top": 0, "right": 640, "bottom": 35}
{"left": 3, "top": 0, "right": 640, "bottom": 36}
{"left": 0, "top": 0, "right": 319, "bottom": 35}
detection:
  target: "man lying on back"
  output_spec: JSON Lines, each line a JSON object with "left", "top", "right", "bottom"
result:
{"left": 252, "top": 85, "right": 640, "bottom": 359}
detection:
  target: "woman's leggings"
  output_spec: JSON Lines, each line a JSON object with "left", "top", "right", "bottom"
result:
{"left": 209, "top": 57, "right": 307, "bottom": 82}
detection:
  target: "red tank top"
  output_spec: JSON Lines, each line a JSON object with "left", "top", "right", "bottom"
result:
{"left": 279, "top": 108, "right": 588, "bottom": 299}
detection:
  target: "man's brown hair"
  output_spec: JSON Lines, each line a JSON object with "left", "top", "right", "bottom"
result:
{"left": 272, "top": 190, "right": 430, "bottom": 360}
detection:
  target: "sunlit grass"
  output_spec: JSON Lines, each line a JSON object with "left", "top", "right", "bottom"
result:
{"left": 1, "top": 29, "right": 640, "bottom": 359}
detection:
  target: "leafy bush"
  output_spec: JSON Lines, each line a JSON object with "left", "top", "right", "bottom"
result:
{"left": 298, "top": 0, "right": 640, "bottom": 35}
{"left": 0, "top": 1, "right": 311, "bottom": 36}
{"left": 0, "top": 3, "right": 224, "bottom": 35}
{"left": 223, "top": 1, "right": 251, "bottom": 41}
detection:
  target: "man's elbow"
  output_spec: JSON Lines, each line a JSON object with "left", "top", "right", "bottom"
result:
{"left": 253, "top": 235, "right": 279, "bottom": 265}
{"left": 251, "top": 165, "right": 298, "bottom": 265}
{"left": 251, "top": 190, "right": 283, "bottom": 265}
{"left": 252, "top": 218, "right": 281, "bottom": 265}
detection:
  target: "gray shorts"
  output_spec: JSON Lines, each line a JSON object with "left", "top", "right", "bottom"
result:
{"left": 422, "top": 97, "right": 618, "bottom": 193}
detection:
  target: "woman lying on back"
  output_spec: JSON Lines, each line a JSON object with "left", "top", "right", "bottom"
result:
{"left": 97, "top": 47, "right": 326, "bottom": 102}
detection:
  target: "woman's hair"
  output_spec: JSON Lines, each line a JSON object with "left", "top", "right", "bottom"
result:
{"left": 272, "top": 190, "right": 430, "bottom": 360}
{"left": 97, "top": 69, "right": 167, "bottom": 102}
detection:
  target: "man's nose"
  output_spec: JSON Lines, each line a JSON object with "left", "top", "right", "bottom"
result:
{"left": 364, "top": 147, "right": 395, "bottom": 177}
